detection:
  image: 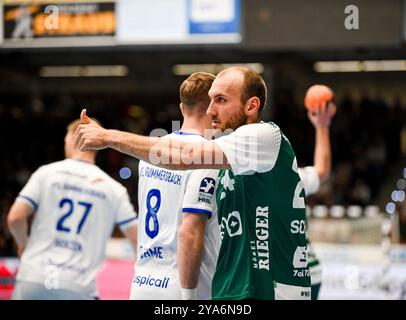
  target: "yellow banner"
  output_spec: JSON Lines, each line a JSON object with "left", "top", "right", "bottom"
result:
{"left": 4, "top": 2, "right": 115, "bottom": 38}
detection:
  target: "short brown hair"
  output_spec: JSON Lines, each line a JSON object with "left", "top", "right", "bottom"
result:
{"left": 219, "top": 67, "right": 267, "bottom": 113}
{"left": 180, "top": 72, "right": 215, "bottom": 113}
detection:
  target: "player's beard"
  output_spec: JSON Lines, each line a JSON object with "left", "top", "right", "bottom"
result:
{"left": 212, "top": 109, "right": 247, "bottom": 134}
{"left": 221, "top": 108, "right": 247, "bottom": 131}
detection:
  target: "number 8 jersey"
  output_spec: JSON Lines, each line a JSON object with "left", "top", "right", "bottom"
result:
{"left": 15, "top": 159, "right": 138, "bottom": 298}
{"left": 131, "top": 132, "right": 220, "bottom": 300}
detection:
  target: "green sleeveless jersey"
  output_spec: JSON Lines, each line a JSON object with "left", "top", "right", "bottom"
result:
{"left": 212, "top": 122, "right": 311, "bottom": 300}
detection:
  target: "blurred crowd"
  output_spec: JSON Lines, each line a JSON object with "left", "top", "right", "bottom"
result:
{"left": 274, "top": 90, "right": 405, "bottom": 208}
{"left": 1, "top": 91, "right": 405, "bottom": 255}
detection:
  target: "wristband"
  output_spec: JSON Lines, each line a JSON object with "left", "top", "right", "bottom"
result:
{"left": 181, "top": 288, "right": 197, "bottom": 300}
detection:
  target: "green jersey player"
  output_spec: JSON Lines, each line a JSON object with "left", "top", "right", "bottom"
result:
{"left": 74, "top": 66, "right": 311, "bottom": 299}
{"left": 212, "top": 123, "right": 310, "bottom": 299}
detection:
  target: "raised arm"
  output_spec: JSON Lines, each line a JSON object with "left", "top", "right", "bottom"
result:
{"left": 74, "top": 109, "right": 228, "bottom": 171}
{"left": 308, "top": 102, "right": 336, "bottom": 183}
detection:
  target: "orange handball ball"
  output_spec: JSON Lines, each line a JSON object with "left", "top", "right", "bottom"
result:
{"left": 304, "top": 84, "right": 334, "bottom": 112}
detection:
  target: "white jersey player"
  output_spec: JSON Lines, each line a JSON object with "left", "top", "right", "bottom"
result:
{"left": 132, "top": 133, "right": 219, "bottom": 300}
{"left": 297, "top": 101, "right": 336, "bottom": 300}
{"left": 130, "top": 72, "right": 220, "bottom": 300}
{"left": 8, "top": 119, "right": 138, "bottom": 300}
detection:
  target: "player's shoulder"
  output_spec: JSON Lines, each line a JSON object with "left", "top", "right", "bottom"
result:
{"left": 33, "top": 159, "right": 67, "bottom": 175}
{"left": 65, "top": 159, "right": 128, "bottom": 195}
{"left": 233, "top": 121, "right": 281, "bottom": 136}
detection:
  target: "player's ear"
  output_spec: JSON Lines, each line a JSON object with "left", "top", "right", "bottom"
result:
{"left": 246, "top": 97, "right": 260, "bottom": 115}
{"left": 179, "top": 103, "right": 185, "bottom": 117}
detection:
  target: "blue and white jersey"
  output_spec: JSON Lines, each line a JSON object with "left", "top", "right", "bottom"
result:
{"left": 15, "top": 159, "right": 137, "bottom": 298}
{"left": 131, "top": 132, "right": 220, "bottom": 300}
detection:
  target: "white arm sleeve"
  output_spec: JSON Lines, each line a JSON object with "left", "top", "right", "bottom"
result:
{"left": 181, "top": 169, "right": 219, "bottom": 219}
{"left": 16, "top": 166, "right": 46, "bottom": 211}
{"left": 213, "top": 122, "right": 281, "bottom": 175}
{"left": 115, "top": 188, "right": 138, "bottom": 232}
{"left": 298, "top": 166, "right": 321, "bottom": 196}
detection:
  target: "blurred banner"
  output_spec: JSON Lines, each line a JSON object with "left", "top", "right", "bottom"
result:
{"left": 116, "top": 0, "right": 241, "bottom": 44}
{"left": 2, "top": 0, "right": 115, "bottom": 47}
{"left": 1, "top": 0, "right": 241, "bottom": 47}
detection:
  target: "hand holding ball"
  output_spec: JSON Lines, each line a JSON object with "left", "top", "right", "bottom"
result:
{"left": 304, "top": 85, "right": 334, "bottom": 112}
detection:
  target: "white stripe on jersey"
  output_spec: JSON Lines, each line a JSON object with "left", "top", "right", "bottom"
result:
{"left": 131, "top": 132, "right": 220, "bottom": 300}
{"left": 297, "top": 166, "right": 320, "bottom": 196}
{"left": 16, "top": 159, "right": 137, "bottom": 297}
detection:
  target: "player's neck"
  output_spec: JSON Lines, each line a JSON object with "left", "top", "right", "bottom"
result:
{"left": 180, "top": 118, "right": 210, "bottom": 136}
{"left": 70, "top": 152, "right": 95, "bottom": 164}
{"left": 246, "top": 115, "right": 261, "bottom": 125}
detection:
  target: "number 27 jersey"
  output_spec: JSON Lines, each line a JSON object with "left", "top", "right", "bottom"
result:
{"left": 15, "top": 159, "right": 137, "bottom": 297}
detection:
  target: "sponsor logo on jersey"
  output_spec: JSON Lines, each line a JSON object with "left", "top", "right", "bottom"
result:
{"left": 219, "top": 171, "right": 235, "bottom": 200}
{"left": 290, "top": 220, "right": 306, "bottom": 234}
{"left": 220, "top": 211, "right": 242, "bottom": 239}
{"left": 293, "top": 269, "right": 310, "bottom": 278}
{"left": 293, "top": 246, "right": 308, "bottom": 269}
{"left": 250, "top": 206, "right": 270, "bottom": 270}
{"left": 53, "top": 237, "right": 82, "bottom": 252}
{"left": 292, "top": 246, "right": 309, "bottom": 277}
{"left": 140, "top": 166, "right": 183, "bottom": 186}
{"left": 139, "top": 245, "right": 164, "bottom": 260}
{"left": 198, "top": 177, "right": 216, "bottom": 204}
{"left": 133, "top": 274, "right": 170, "bottom": 289}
